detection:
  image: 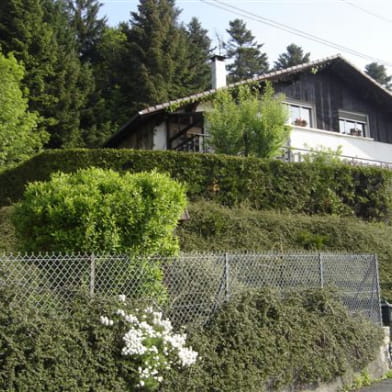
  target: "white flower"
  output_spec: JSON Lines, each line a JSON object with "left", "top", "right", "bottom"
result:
{"left": 122, "top": 328, "right": 146, "bottom": 356}
{"left": 125, "top": 314, "right": 139, "bottom": 324}
{"left": 100, "top": 316, "right": 114, "bottom": 326}
{"left": 116, "top": 309, "right": 126, "bottom": 317}
{"left": 178, "top": 347, "right": 198, "bottom": 367}
{"left": 118, "top": 294, "right": 126, "bottom": 302}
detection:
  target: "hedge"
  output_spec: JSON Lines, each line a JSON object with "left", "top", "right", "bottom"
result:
{"left": 1, "top": 149, "right": 392, "bottom": 221}
{"left": 163, "top": 289, "right": 383, "bottom": 392}
{"left": 176, "top": 201, "right": 392, "bottom": 300}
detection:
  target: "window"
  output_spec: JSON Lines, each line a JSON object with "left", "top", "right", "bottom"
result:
{"left": 338, "top": 110, "right": 368, "bottom": 137}
{"left": 285, "top": 101, "right": 314, "bottom": 128}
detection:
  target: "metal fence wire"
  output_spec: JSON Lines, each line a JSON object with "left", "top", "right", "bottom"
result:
{"left": 0, "top": 252, "right": 382, "bottom": 327}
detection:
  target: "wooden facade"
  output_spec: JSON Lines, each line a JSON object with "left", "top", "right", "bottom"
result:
{"left": 105, "top": 56, "right": 392, "bottom": 151}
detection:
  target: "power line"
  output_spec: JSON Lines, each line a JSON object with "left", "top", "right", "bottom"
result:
{"left": 200, "top": 0, "right": 392, "bottom": 67}
{"left": 340, "top": 0, "right": 392, "bottom": 24}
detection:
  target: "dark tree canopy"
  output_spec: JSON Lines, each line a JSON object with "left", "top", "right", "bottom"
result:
{"left": 365, "top": 62, "right": 392, "bottom": 90}
{"left": 0, "top": 0, "right": 94, "bottom": 148}
{"left": 225, "top": 19, "right": 269, "bottom": 82}
{"left": 185, "top": 17, "right": 213, "bottom": 91}
{"left": 274, "top": 43, "right": 310, "bottom": 70}
{"left": 67, "top": 0, "right": 107, "bottom": 63}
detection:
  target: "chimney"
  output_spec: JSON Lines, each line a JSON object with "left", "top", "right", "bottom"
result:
{"left": 210, "top": 55, "right": 226, "bottom": 89}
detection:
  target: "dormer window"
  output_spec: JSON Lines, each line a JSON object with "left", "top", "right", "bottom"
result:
{"left": 338, "top": 110, "right": 369, "bottom": 137}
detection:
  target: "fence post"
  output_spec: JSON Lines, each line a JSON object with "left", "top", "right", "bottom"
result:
{"left": 90, "top": 253, "right": 95, "bottom": 297}
{"left": 373, "top": 254, "right": 382, "bottom": 325}
{"left": 319, "top": 253, "right": 324, "bottom": 289}
{"left": 224, "top": 253, "right": 230, "bottom": 301}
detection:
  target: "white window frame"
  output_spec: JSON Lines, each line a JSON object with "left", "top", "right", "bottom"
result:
{"left": 338, "top": 110, "right": 369, "bottom": 137}
{"left": 284, "top": 99, "right": 316, "bottom": 129}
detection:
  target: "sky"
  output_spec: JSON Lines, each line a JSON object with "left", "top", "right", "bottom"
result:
{"left": 99, "top": 0, "right": 392, "bottom": 74}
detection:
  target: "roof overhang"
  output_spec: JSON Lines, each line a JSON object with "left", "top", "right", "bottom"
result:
{"left": 104, "top": 54, "right": 392, "bottom": 147}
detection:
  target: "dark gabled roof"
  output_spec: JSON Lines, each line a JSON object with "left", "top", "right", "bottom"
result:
{"left": 104, "top": 54, "right": 392, "bottom": 147}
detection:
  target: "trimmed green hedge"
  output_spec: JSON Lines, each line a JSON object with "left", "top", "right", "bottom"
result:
{"left": 163, "top": 289, "right": 383, "bottom": 392}
{"left": 1, "top": 149, "right": 392, "bottom": 220}
{"left": 177, "top": 201, "right": 392, "bottom": 300}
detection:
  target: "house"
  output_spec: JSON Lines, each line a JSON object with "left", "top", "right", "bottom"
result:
{"left": 104, "top": 54, "right": 392, "bottom": 167}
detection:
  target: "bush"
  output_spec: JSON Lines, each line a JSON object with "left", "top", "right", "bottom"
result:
{"left": 12, "top": 167, "right": 187, "bottom": 255}
{"left": 162, "top": 289, "right": 383, "bottom": 392}
{"left": 0, "top": 285, "right": 197, "bottom": 392}
{"left": 1, "top": 149, "right": 392, "bottom": 221}
{"left": 205, "top": 82, "right": 290, "bottom": 157}
{"left": 176, "top": 201, "right": 392, "bottom": 300}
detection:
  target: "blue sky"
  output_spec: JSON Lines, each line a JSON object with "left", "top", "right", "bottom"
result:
{"left": 99, "top": 0, "right": 392, "bottom": 73}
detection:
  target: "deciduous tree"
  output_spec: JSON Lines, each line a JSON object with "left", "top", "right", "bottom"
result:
{"left": 0, "top": 52, "right": 47, "bottom": 168}
{"left": 205, "top": 82, "right": 290, "bottom": 158}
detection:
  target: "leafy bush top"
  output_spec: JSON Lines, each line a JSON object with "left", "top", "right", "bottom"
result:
{"left": 12, "top": 167, "right": 187, "bottom": 254}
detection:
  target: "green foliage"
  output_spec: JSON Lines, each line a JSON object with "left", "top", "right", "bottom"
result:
{"left": 176, "top": 201, "right": 392, "bottom": 300}
{"left": 225, "top": 18, "right": 269, "bottom": 82}
{"left": 302, "top": 145, "right": 343, "bottom": 165}
{"left": 274, "top": 43, "right": 311, "bottom": 70}
{"left": 119, "top": 0, "right": 211, "bottom": 113}
{"left": 0, "top": 285, "right": 160, "bottom": 391}
{"left": 163, "top": 289, "right": 383, "bottom": 392}
{"left": 185, "top": 17, "right": 212, "bottom": 92}
{"left": 365, "top": 62, "right": 392, "bottom": 90}
{"left": 0, "top": 51, "right": 47, "bottom": 168}
{"left": 205, "top": 82, "right": 291, "bottom": 158}
{"left": 12, "top": 167, "right": 187, "bottom": 255}
{"left": 1, "top": 149, "right": 392, "bottom": 222}
{"left": 0, "top": 207, "right": 16, "bottom": 253}
{"left": 0, "top": 0, "right": 95, "bottom": 148}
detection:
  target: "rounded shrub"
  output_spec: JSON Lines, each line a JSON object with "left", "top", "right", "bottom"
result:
{"left": 12, "top": 167, "right": 187, "bottom": 255}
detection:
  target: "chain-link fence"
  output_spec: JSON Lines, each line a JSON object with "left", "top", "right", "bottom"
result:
{"left": 0, "top": 252, "right": 381, "bottom": 327}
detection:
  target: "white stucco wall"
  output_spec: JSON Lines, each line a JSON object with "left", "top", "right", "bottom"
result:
{"left": 152, "top": 122, "right": 167, "bottom": 150}
{"left": 290, "top": 126, "right": 392, "bottom": 164}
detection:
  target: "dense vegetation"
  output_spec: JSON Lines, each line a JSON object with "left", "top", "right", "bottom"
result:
{"left": 12, "top": 168, "right": 186, "bottom": 255}
{"left": 177, "top": 201, "right": 392, "bottom": 300}
{"left": 163, "top": 289, "right": 382, "bottom": 392}
{"left": 4, "top": 198, "right": 392, "bottom": 300}
{"left": 0, "top": 276, "right": 382, "bottom": 392}
{"left": 1, "top": 149, "right": 392, "bottom": 222}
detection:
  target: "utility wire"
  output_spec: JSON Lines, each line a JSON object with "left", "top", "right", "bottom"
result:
{"left": 200, "top": 0, "right": 392, "bottom": 67}
{"left": 340, "top": 0, "right": 392, "bottom": 24}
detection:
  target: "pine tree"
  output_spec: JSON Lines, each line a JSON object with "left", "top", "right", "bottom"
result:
{"left": 120, "top": 0, "right": 203, "bottom": 112}
{"left": 185, "top": 17, "right": 212, "bottom": 91}
{"left": 225, "top": 19, "right": 268, "bottom": 83}
{"left": 82, "top": 26, "right": 128, "bottom": 146}
{"left": 365, "top": 62, "right": 392, "bottom": 90}
{"left": 274, "top": 43, "right": 310, "bottom": 70}
{"left": 66, "top": 0, "right": 107, "bottom": 63}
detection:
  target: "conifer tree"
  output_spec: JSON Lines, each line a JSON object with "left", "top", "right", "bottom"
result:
{"left": 365, "top": 62, "right": 392, "bottom": 90}
{"left": 120, "top": 0, "right": 206, "bottom": 112}
{"left": 185, "top": 17, "right": 212, "bottom": 91}
{"left": 225, "top": 19, "right": 268, "bottom": 82}
{"left": 274, "top": 43, "right": 310, "bottom": 70}
{"left": 0, "top": 0, "right": 93, "bottom": 148}
{"left": 67, "top": 0, "right": 107, "bottom": 63}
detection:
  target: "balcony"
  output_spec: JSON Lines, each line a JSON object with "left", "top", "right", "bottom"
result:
{"left": 287, "top": 126, "right": 392, "bottom": 168}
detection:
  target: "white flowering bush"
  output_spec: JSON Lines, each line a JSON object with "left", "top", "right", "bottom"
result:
{"left": 100, "top": 295, "right": 198, "bottom": 391}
